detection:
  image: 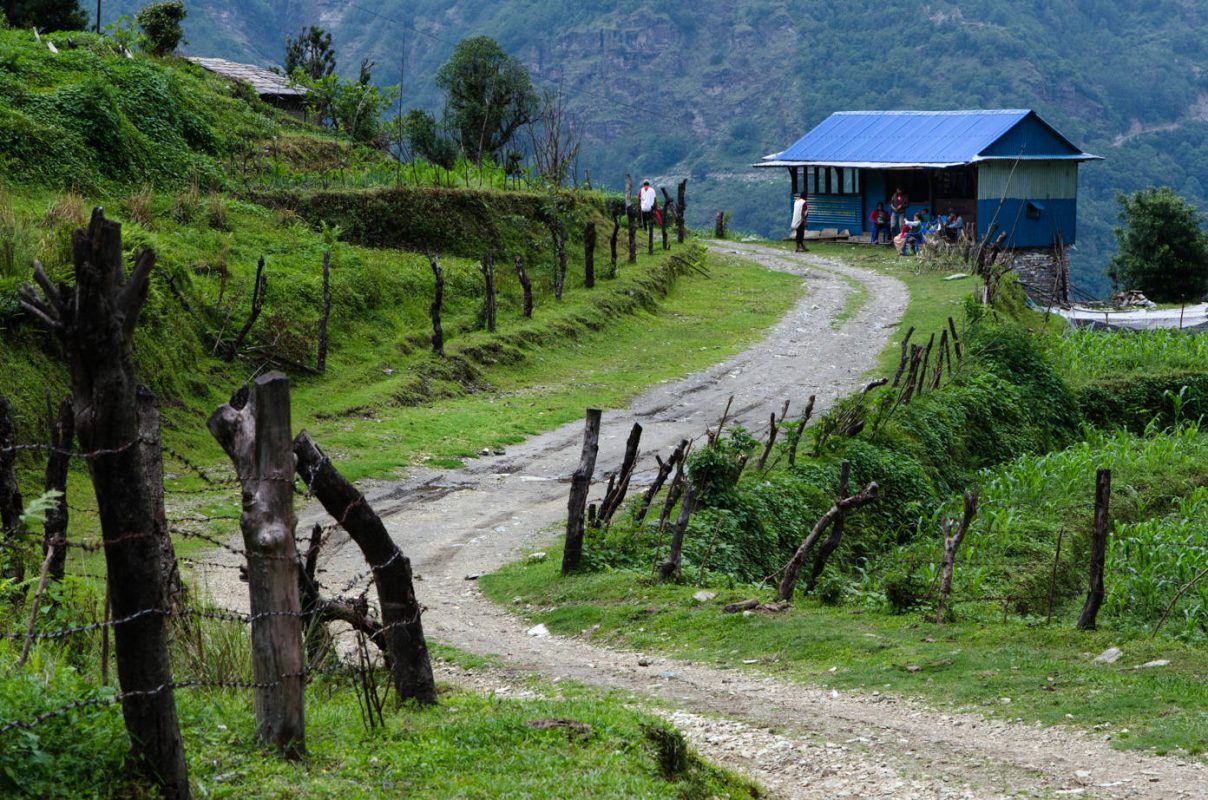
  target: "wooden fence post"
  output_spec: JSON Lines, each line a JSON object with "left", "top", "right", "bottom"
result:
{"left": 634, "top": 439, "right": 686, "bottom": 526}
{"left": 608, "top": 203, "right": 620, "bottom": 277}
{"left": 786, "top": 394, "right": 815, "bottom": 468}
{"left": 293, "top": 432, "right": 437, "bottom": 705}
{"left": 208, "top": 372, "right": 306, "bottom": 757}
{"left": 19, "top": 209, "right": 190, "bottom": 797}
{"left": 562, "top": 409, "right": 602, "bottom": 575}
{"left": 597, "top": 422, "right": 642, "bottom": 526}
{"left": 479, "top": 251, "right": 496, "bottom": 332}
{"left": 627, "top": 204, "right": 638, "bottom": 264}
{"left": 137, "top": 386, "right": 184, "bottom": 612}
{"left": 43, "top": 393, "right": 73, "bottom": 581}
{"left": 777, "top": 481, "right": 879, "bottom": 601}
{"left": 647, "top": 214, "right": 655, "bottom": 255}
{"left": 660, "top": 187, "right": 673, "bottom": 251}
{"left": 584, "top": 221, "right": 596, "bottom": 289}
{"left": 428, "top": 254, "right": 444, "bottom": 356}
{"left": 0, "top": 395, "right": 24, "bottom": 585}
{"left": 935, "top": 491, "right": 978, "bottom": 622}
{"left": 714, "top": 211, "right": 725, "bottom": 239}
{"left": 807, "top": 460, "right": 850, "bottom": 591}
{"left": 1077, "top": 469, "right": 1112, "bottom": 631}
{"left": 657, "top": 485, "right": 695, "bottom": 582}
{"left": 676, "top": 179, "right": 687, "bottom": 243}
{"left": 514, "top": 255, "right": 533, "bottom": 318}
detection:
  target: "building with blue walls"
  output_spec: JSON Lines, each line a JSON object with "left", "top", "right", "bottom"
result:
{"left": 754, "top": 110, "right": 1100, "bottom": 250}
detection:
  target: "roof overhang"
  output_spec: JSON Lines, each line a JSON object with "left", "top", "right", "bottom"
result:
{"left": 753, "top": 153, "right": 1104, "bottom": 169}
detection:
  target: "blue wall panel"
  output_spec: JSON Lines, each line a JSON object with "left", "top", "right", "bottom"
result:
{"left": 977, "top": 197, "right": 1077, "bottom": 247}
{"left": 807, "top": 195, "right": 863, "bottom": 231}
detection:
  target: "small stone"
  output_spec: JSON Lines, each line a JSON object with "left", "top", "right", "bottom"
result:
{"left": 741, "top": 610, "right": 754, "bottom": 617}
{"left": 492, "top": 447, "right": 506, "bottom": 455}
{"left": 481, "top": 448, "right": 492, "bottom": 456}
{"left": 512, "top": 596, "right": 523, "bottom": 605}
{"left": 1093, "top": 647, "right": 1123, "bottom": 664}
{"left": 830, "top": 689, "right": 839, "bottom": 699}
{"left": 943, "top": 272, "right": 970, "bottom": 281}
{"left": 692, "top": 591, "right": 717, "bottom": 603}
{"left": 493, "top": 526, "right": 507, "bottom": 533}
{"left": 905, "top": 665, "right": 922, "bottom": 673}
{"left": 742, "top": 659, "right": 759, "bottom": 664}
{"left": 657, "top": 670, "right": 680, "bottom": 679}
{"left": 1134, "top": 659, "right": 1170, "bottom": 669}
{"left": 1000, "top": 697, "right": 1012, "bottom": 704}
{"left": 526, "top": 624, "right": 550, "bottom": 638}
{"left": 464, "top": 573, "right": 480, "bottom": 581}
{"left": 526, "top": 551, "right": 548, "bottom": 563}
{"left": 1074, "top": 770, "right": 1091, "bottom": 784}
{"left": 638, "top": 658, "right": 652, "bottom": 667}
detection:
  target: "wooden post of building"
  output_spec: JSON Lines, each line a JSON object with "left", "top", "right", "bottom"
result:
{"left": 293, "top": 432, "right": 437, "bottom": 705}
{"left": 208, "top": 373, "right": 306, "bottom": 757}
{"left": 19, "top": 210, "right": 191, "bottom": 797}
{"left": 584, "top": 221, "right": 596, "bottom": 289}
{"left": 1077, "top": 469, "right": 1112, "bottom": 631}
{"left": 562, "top": 409, "right": 601, "bottom": 575}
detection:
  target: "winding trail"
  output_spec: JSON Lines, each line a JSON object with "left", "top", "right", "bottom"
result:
{"left": 199, "top": 243, "right": 1206, "bottom": 799}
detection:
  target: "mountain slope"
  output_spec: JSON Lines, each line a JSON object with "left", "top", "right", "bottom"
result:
{"left": 102, "top": 0, "right": 1208, "bottom": 295}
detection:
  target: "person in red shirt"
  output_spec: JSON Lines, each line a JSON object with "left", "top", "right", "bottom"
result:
{"left": 869, "top": 202, "right": 891, "bottom": 244}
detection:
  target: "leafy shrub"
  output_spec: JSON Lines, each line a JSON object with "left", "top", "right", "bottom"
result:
{"left": 814, "top": 568, "right": 848, "bottom": 606}
{"left": 686, "top": 427, "right": 757, "bottom": 507}
{"left": 136, "top": 0, "right": 186, "bottom": 57}
{"left": 122, "top": 184, "right": 155, "bottom": 226}
{"left": 882, "top": 564, "right": 927, "bottom": 613}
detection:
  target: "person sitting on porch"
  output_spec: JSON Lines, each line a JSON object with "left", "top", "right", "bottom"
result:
{"left": 943, "top": 210, "right": 964, "bottom": 242}
{"left": 869, "top": 202, "right": 891, "bottom": 244}
{"left": 899, "top": 213, "right": 925, "bottom": 256}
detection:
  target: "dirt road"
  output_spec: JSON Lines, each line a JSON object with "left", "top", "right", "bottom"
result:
{"left": 199, "top": 243, "right": 1206, "bottom": 798}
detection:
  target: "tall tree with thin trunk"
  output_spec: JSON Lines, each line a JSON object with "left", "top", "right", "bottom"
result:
{"left": 19, "top": 209, "right": 190, "bottom": 798}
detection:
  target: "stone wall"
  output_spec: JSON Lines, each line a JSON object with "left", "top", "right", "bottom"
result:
{"left": 1005, "top": 248, "right": 1069, "bottom": 307}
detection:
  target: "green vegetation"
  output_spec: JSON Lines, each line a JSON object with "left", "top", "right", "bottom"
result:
{"left": 0, "top": 632, "right": 759, "bottom": 799}
{"left": 1108, "top": 187, "right": 1208, "bottom": 302}
{"left": 137, "top": 0, "right": 187, "bottom": 57}
{"left": 481, "top": 552, "right": 1208, "bottom": 756}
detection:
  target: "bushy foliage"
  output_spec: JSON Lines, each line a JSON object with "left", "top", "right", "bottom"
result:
{"left": 284, "top": 25, "right": 336, "bottom": 80}
{"left": 135, "top": 0, "right": 186, "bottom": 57}
{"left": 435, "top": 35, "right": 536, "bottom": 163}
{"left": 1, "top": 0, "right": 86, "bottom": 32}
{"left": 1108, "top": 187, "right": 1208, "bottom": 303}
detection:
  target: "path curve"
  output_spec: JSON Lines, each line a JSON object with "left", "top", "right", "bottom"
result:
{"left": 199, "top": 243, "right": 1206, "bottom": 799}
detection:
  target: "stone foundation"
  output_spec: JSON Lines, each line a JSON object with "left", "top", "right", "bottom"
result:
{"left": 1004, "top": 248, "right": 1069, "bottom": 307}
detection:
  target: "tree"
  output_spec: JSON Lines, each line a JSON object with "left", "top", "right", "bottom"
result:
{"left": 2, "top": 0, "right": 87, "bottom": 31}
{"left": 403, "top": 109, "right": 457, "bottom": 170}
{"left": 285, "top": 25, "right": 335, "bottom": 81}
{"left": 136, "top": 0, "right": 186, "bottom": 56}
{"left": 435, "top": 35, "right": 537, "bottom": 164}
{"left": 1108, "top": 187, "right": 1208, "bottom": 303}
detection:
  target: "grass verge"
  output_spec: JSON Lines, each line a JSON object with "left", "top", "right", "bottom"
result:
{"left": 481, "top": 546, "right": 1208, "bottom": 758}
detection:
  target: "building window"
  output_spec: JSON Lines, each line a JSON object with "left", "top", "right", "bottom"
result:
{"left": 809, "top": 167, "right": 860, "bottom": 196}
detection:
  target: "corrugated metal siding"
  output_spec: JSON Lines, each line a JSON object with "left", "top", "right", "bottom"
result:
{"left": 977, "top": 197, "right": 1078, "bottom": 247}
{"left": 977, "top": 161, "right": 1077, "bottom": 200}
{"left": 807, "top": 195, "right": 862, "bottom": 230}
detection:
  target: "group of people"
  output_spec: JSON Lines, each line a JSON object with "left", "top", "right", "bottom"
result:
{"left": 870, "top": 187, "right": 964, "bottom": 255}
{"left": 790, "top": 186, "right": 964, "bottom": 256}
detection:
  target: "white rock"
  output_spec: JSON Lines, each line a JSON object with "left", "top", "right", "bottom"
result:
{"left": 692, "top": 591, "right": 717, "bottom": 603}
{"left": 1093, "top": 647, "right": 1123, "bottom": 664}
{"left": 1134, "top": 659, "right": 1170, "bottom": 669}
{"left": 526, "top": 551, "right": 547, "bottom": 563}
{"left": 526, "top": 624, "right": 550, "bottom": 638}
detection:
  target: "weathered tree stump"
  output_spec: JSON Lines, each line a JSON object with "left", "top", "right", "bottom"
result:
{"left": 634, "top": 439, "right": 686, "bottom": 526}
{"left": 208, "top": 373, "right": 306, "bottom": 757}
{"left": 714, "top": 211, "right": 726, "bottom": 239}
{"left": 562, "top": 408, "right": 601, "bottom": 575}
{"left": 891, "top": 327, "right": 915, "bottom": 388}
{"left": 224, "top": 255, "right": 267, "bottom": 361}
{"left": 786, "top": 394, "right": 815, "bottom": 468}
{"left": 515, "top": 255, "right": 533, "bottom": 318}
{"left": 608, "top": 202, "right": 621, "bottom": 277}
{"left": 627, "top": 204, "right": 637, "bottom": 264}
{"left": 1077, "top": 469, "right": 1112, "bottom": 631}
{"left": 293, "top": 432, "right": 437, "bottom": 705}
{"left": 584, "top": 221, "right": 596, "bottom": 289}
{"left": 757, "top": 401, "right": 790, "bottom": 471}
{"left": 660, "top": 188, "right": 673, "bottom": 251}
{"left": 19, "top": 209, "right": 190, "bottom": 798}
{"left": 428, "top": 254, "right": 444, "bottom": 356}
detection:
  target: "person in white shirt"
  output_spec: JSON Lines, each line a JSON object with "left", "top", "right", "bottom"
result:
{"left": 638, "top": 180, "right": 657, "bottom": 230}
{"left": 790, "top": 192, "right": 809, "bottom": 252}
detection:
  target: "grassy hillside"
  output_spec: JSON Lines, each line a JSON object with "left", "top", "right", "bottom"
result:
{"left": 99, "top": 0, "right": 1208, "bottom": 296}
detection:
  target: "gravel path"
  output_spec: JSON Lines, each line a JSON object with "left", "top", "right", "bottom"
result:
{"left": 196, "top": 242, "right": 1207, "bottom": 799}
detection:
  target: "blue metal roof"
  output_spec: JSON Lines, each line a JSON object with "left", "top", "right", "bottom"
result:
{"left": 757, "top": 110, "right": 1099, "bottom": 168}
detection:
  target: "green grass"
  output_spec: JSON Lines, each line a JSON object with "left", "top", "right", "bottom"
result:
{"left": 481, "top": 548, "right": 1208, "bottom": 758}
{"left": 0, "top": 639, "right": 760, "bottom": 799}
